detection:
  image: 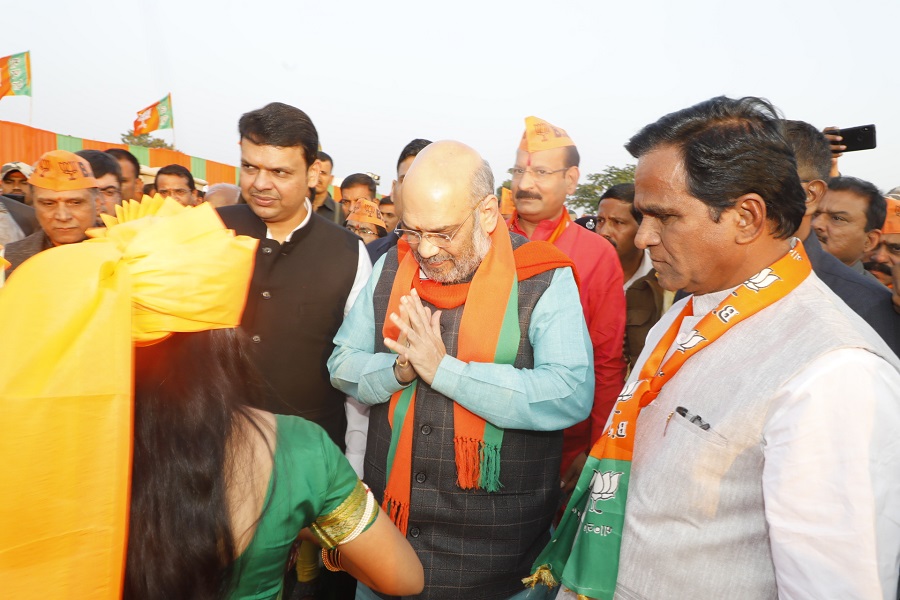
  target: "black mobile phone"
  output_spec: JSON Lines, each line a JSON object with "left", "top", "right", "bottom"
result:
{"left": 832, "top": 124, "right": 876, "bottom": 153}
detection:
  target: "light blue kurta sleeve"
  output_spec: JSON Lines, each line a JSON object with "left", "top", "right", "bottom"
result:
{"left": 328, "top": 262, "right": 594, "bottom": 431}
{"left": 430, "top": 266, "right": 593, "bottom": 431}
{"left": 328, "top": 256, "right": 407, "bottom": 405}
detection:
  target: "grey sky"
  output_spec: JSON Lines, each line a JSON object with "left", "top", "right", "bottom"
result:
{"left": 3, "top": 0, "right": 898, "bottom": 197}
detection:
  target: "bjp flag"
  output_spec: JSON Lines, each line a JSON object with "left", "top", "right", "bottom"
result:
{"left": 133, "top": 93, "right": 174, "bottom": 136}
{"left": 0, "top": 51, "right": 32, "bottom": 98}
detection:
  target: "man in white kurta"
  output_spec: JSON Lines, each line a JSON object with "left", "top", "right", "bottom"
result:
{"left": 552, "top": 96, "right": 900, "bottom": 600}
{"left": 613, "top": 277, "right": 900, "bottom": 598}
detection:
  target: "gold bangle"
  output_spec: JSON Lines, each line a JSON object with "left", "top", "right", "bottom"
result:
{"left": 322, "top": 547, "right": 343, "bottom": 572}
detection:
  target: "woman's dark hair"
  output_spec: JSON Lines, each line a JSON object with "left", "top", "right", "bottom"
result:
{"left": 125, "top": 328, "right": 267, "bottom": 600}
{"left": 626, "top": 96, "right": 806, "bottom": 239}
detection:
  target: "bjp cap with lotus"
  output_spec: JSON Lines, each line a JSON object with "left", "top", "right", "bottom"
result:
{"left": 28, "top": 150, "right": 98, "bottom": 192}
{"left": 519, "top": 116, "right": 576, "bottom": 153}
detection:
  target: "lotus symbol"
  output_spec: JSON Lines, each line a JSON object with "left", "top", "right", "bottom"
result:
{"left": 676, "top": 329, "right": 706, "bottom": 353}
{"left": 136, "top": 109, "right": 152, "bottom": 128}
{"left": 616, "top": 380, "right": 642, "bottom": 403}
{"left": 588, "top": 470, "right": 623, "bottom": 514}
{"left": 744, "top": 268, "right": 781, "bottom": 292}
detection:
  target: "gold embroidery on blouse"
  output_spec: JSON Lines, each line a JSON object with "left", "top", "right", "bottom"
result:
{"left": 310, "top": 481, "right": 374, "bottom": 549}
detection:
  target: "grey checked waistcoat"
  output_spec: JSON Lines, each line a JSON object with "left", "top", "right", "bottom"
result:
{"left": 365, "top": 236, "right": 563, "bottom": 600}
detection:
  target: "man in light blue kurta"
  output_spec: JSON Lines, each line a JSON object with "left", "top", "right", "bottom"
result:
{"left": 327, "top": 140, "right": 593, "bottom": 600}
{"left": 329, "top": 255, "right": 593, "bottom": 429}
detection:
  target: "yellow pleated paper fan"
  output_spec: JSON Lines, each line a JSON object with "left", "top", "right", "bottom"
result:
{"left": 94, "top": 194, "right": 184, "bottom": 231}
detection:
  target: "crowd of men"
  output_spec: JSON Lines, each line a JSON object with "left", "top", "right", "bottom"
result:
{"left": 1, "top": 97, "right": 898, "bottom": 600}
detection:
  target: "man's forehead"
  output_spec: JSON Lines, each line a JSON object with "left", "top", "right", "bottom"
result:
{"left": 240, "top": 139, "right": 307, "bottom": 169}
{"left": 401, "top": 190, "right": 463, "bottom": 230}
{"left": 115, "top": 159, "right": 137, "bottom": 178}
{"left": 157, "top": 173, "right": 190, "bottom": 186}
{"left": 4, "top": 171, "right": 26, "bottom": 180}
{"left": 342, "top": 184, "right": 373, "bottom": 199}
{"left": 515, "top": 147, "right": 567, "bottom": 167}
{"left": 598, "top": 197, "right": 634, "bottom": 217}
{"left": 33, "top": 187, "right": 95, "bottom": 200}
{"left": 397, "top": 156, "right": 416, "bottom": 179}
{"left": 96, "top": 173, "right": 120, "bottom": 186}
{"left": 822, "top": 188, "right": 868, "bottom": 210}
{"left": 402, "top": 211, "right": 457, "bottom": 232}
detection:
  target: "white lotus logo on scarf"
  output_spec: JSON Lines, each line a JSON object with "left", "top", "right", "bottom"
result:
{"left": 588, "top": 470, "right": 623, "bottom": 514}
{"left": 676, "top": 330, "right": 706, "bottom": 353}
{"left": 743, "top": 268, "right": 781, "bottom": 292}
{"left": 616, "top": 380, "right": 642, "bottom": 403}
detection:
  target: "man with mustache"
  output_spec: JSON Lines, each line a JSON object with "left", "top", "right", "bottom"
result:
{"left": 812, "top": 176, "right": 886, "bottom": 276}
{"left": 528, "top": 96, "right": 900, "bottom": 600}
{"left": 868, "top": 195, "right": 900, "bottom": 285}
{"left": 782, "top": 120, "right": 899, "bottom": 355}
{"left": 508, "top": 117, "right": 626, "bottom": 493}
{"left": 329, "top": 140, "right": 593, "bottom": 599}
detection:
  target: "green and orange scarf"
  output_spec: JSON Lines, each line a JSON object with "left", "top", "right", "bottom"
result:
{"left": 525, "top": 241, "right": 812, "bottom": 599}
{"left": 381, "top": 223, "right": 576, "bottom": 534}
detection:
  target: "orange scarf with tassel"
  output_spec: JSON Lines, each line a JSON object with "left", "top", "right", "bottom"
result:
{"left": 381, "top": 224, "right": 577, "bottom": 534}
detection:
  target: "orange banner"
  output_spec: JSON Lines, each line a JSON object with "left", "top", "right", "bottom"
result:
{"left": 0, "top": 121, "right": 238, "bottom": 185}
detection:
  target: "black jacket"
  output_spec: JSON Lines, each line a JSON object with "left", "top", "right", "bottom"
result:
{"left": 803, "top": 233, "right": 899, "bottom": 356}
{"left": 218, "top": 204, "right": 361, "bottom": 446}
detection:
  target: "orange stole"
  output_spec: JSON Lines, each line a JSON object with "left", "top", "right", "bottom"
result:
{"left": 381, "top": 227, "right": 576, "bottom": 534}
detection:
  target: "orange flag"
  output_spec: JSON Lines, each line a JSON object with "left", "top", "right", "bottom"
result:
{"left": 0, "top": 51, "right": 32, "bottom": 98}
{"left": 133, "top": 93, "right": 174, "bottom": 136}
{"left": 500, "top": 187, "right": 515, "bottom": 215}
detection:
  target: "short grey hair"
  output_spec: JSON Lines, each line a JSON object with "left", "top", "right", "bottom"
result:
{"left": 470, "top": 159, "right": 494, "bottom": 207}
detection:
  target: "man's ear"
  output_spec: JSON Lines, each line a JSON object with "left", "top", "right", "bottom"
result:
{"left": 565, "top": 166, "right": 580, "bottom": 196}
{"left": 307, "top": 159, "right": 321, "bottom": 188}
{"left": 481, "top": 195, "right": 500, "bottom": 233}
{"left": 733, "top": 193, "right": 767, "bottom": 244}
{"left": 863, "top": 228, "right": 882, "bottom": 254}
{"left": 804, "top": 180, "right": 828, "bottom": 217}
